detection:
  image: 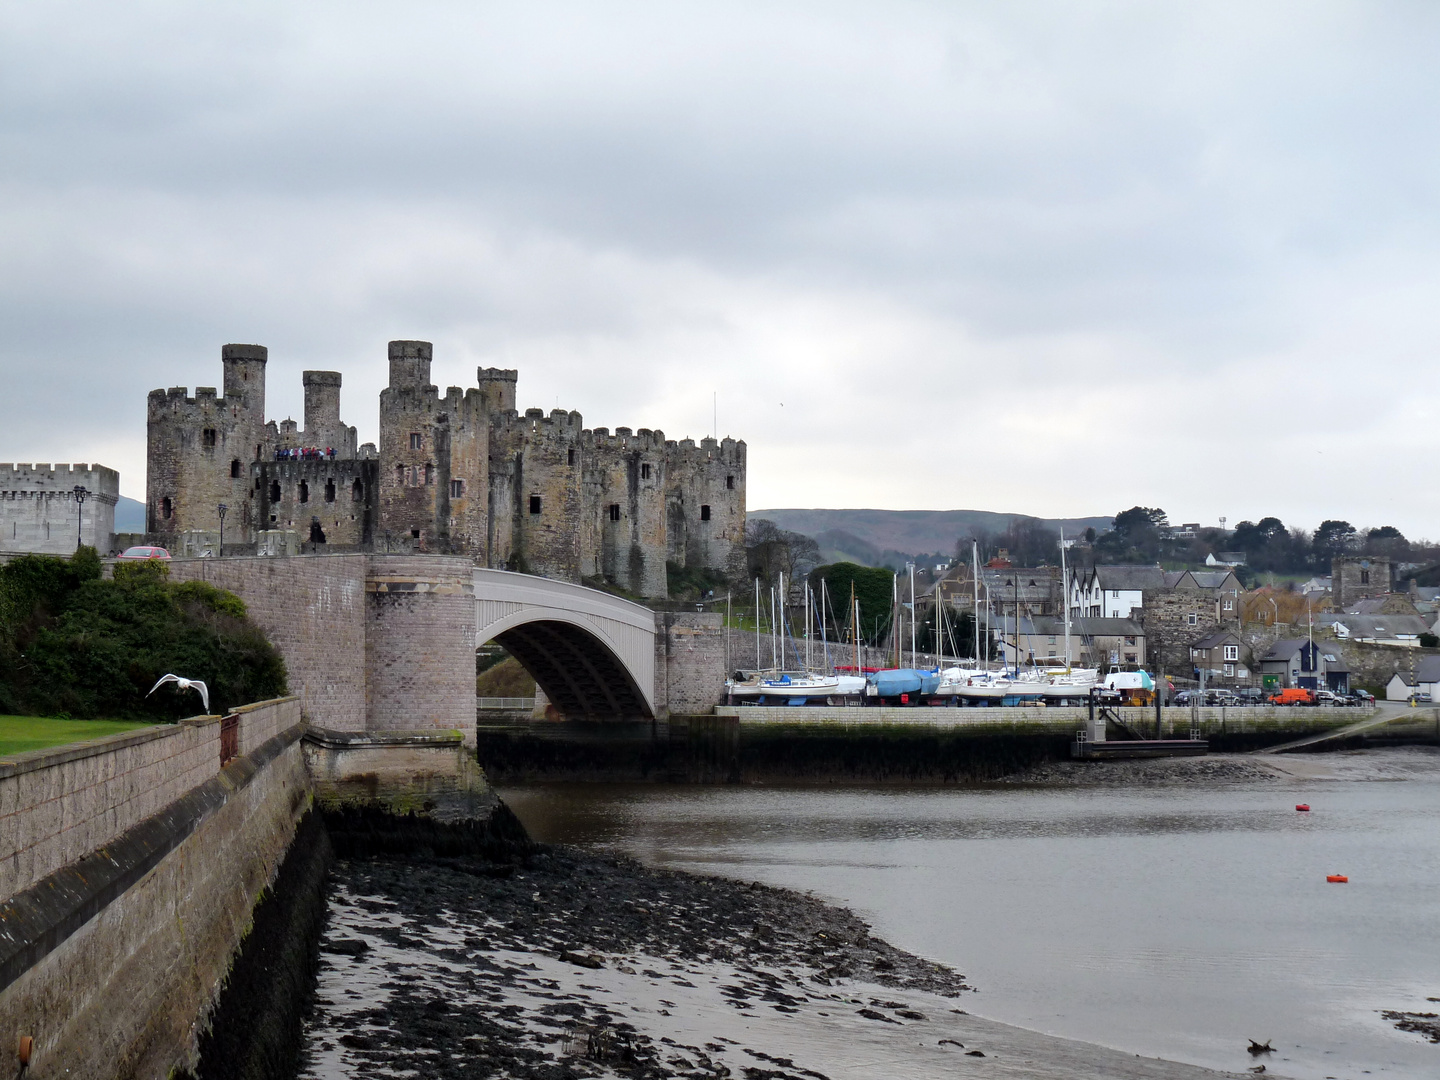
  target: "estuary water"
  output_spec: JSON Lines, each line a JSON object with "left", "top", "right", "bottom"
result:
{"left": 500, "top": 749, "right": 1440, "bottom": 1080}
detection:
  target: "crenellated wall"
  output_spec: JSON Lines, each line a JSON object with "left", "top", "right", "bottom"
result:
{"left": 0, "top": 462, "right": 119, "bottom": 554}
{"left": 148, "top": 340, "right": 747, "bottom": 597}
{"left": 580, "top": 426, "right": 668, "bottom": 597}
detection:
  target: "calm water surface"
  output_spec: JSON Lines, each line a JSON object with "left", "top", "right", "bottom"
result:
{"left": 501, "top": 755, "right": 1440, "bottom": 1080}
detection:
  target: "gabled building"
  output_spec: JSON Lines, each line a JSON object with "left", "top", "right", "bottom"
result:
{"left": 1188, "top": 629, "right": 1248, "bottom": 682}
{"left": 1385, "top": 655, "right": 1440, "bottom": 701}
{"left": 1260, "top": 639, "right": 1347, "bottom": 692}
{"left": 1326, "top": 614, "right": 1431, "bottom": 647}
{"left": 1068, "top": 564, "right": 1166, "bottom": 619}
{"left": 994, "top": 615, "right": 1145, "bottom": 671}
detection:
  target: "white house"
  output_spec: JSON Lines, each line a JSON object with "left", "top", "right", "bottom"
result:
{"left": 1068, "top": 565, "right": 1166, "bottom": 619}
{"left": 1385, "top": 655, "right": 1440, "bottom": 701}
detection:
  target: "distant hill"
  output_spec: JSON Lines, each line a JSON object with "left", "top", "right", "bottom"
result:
{"left": 750, "top": 508, "right": 1114, "bottom": 565}
{"left": 115, "top": 496, "right": 146, "bottom": 532}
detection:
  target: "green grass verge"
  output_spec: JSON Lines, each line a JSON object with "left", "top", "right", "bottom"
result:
{"left": 0, "top": 715, "right": 160, "bottom": 757}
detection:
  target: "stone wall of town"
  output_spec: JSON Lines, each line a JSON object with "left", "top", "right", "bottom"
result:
{"left": 0, "top": 462, "right": 119, "bottom": 555}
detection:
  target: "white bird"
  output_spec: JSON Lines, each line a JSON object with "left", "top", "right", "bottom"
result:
{"left": 147, "top": 674, "right": 210, "bottom": 714}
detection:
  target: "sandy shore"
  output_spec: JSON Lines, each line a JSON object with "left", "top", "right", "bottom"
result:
{"left": 298, "top": 846, "right": 1252, "bottom": 1079}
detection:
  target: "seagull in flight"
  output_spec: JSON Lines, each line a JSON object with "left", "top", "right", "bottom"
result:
{"left": 147, "top": 674, "right": 210, "bottom": 714}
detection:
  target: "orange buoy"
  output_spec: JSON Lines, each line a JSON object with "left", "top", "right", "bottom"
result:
{"left": 1326, "top": 874, "right": 1348, "bottom": 883}
{"left": 1296, "top": 804, "right": 1310, "bottom": 812}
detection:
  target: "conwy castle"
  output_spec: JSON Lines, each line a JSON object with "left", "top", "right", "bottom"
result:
{"left": 146, "top": 341, "right": 746, "bottom": 599}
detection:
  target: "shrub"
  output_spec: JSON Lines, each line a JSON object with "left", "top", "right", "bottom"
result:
{"left": 0, "top": 550, "right": 286, "bottom": 720}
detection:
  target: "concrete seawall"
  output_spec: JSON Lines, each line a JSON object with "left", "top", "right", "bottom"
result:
{"left": 0, "top": 700, "right": 306, "bottom": 1078}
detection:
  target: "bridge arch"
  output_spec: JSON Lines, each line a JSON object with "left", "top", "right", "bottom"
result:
{"left": 474, "top": 568, "right": 656, "bottom": 720}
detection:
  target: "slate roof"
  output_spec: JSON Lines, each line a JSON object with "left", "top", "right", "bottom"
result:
{"left": 1092, "top": 565, "right": 1166, "bottom": 591}
{"left": 1190, "top": 571, "right": 1238, "bottom": 590}
{"left": 1334, "top": 615, "right": 1431, "bottom": 639}
{"left": 1262, "top": 639, "right": 1311, "bottom": 662}
{"left": 1416, "top": 655, "right": 1440, "bottom": 684}
{"left": 1190, "top": 629, "right": 1240, "bottom": 650}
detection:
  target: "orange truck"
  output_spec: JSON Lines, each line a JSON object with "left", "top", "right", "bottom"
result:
{"left": 1269, "top": 688, "right": 1317, "bottom": 706}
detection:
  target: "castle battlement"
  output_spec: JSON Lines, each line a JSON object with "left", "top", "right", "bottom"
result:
{"left": 582, "top": 426, "right": 667, "bottom": 451}
{"left": 0, "top": 463, "right": 120, "bottom": 497}
{"left": 147, "top": 340, "right": 745, "bottom": 597}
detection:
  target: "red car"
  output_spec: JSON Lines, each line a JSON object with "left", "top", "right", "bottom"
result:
{"left": 117, "top": 545, "right": 171, "bottom": 560}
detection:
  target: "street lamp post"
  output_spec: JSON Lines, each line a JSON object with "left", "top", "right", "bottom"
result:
{"left": 72, "top": 486, "right": 89, "bottom": 551}
{"left": 217, "top": 504, "right": 228, "bottom": 556}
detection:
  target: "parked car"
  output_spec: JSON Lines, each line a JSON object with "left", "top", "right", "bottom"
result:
{"left": 1172, "top": 690, "right": 1200, "bottom": 705}
{"left": 117, "top": 545, "right": 171, "bottom": 560}
{"left": 1207, "top": 690, "right": 1242, "bottom": 706}
{"left": 1236, "top": 688, "right": 1266, "bottom": 704}
{"left": 1269, "top": 688, "right": 1317, "bottom": 706}
{"left": 1315, "top": 690, "right": 1341, "bottom": 705}
{"left": 1351, "top": 689, "right": 1376, "bottom": 704}
{"left": 1408, "top": 692, "right": 1433, "bottom": 704}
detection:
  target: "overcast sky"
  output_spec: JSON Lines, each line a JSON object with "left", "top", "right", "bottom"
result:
{"left": 3, "top": 2, "right": 1438, "bottom": 535}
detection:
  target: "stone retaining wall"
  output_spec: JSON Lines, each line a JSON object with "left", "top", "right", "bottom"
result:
{"left": 0, "top": 699, "right": 308, "bottom": 1078}
{"left": 0, "top": 699, "right": 300, "bottom": 905}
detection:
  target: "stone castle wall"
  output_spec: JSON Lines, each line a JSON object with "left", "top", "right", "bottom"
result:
{"left": 148, "top": 340, "right": 747, "bottom": 598}
{"left": 1333, "top": 555, "right": 1394, "bottom": 608}
{"left": 0, "top": 462, "right": 119, "bottom": 554}
{"left": 581, "top": 426, "right": 668, "bottom": 597}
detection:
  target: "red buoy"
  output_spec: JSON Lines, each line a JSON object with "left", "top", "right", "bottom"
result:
{"left": 1326, "top": 874, "right": 1348, "bottom": 883}
{"left": 1296, "top": 804, "right": 1310, "bottom": 812}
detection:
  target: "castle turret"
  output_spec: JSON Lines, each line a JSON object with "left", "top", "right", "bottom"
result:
{"left": 476, "top": 367, "right": 518, "bottom": 413}
{"left": 221, "top": 344, "right": 267, "bottom": 420}
{"left": 377, "top": 340, "right": 489, "bottom": 555}
{"left": 301, "top": 370, "right": 357, "bottom": 457}
{"left": 388, "top": 340, "right": 433, "bottom": 391}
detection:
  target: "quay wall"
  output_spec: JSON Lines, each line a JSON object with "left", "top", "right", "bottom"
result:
{"left": 477, "top": 706, "right": 1387, "bottom": 783}
{"left": 0, "top": 699, "right": 308, "bottom": 1079}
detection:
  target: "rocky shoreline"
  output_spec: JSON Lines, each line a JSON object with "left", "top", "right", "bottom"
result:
{"left": 298, "top": 839, "right": 1244, "bottom": 1079}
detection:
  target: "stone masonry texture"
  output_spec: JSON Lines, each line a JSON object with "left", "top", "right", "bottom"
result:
{"left": 0, "top": 462, "right": 119, "bottom": 555}
{"left": 147, "top": 340, "right": 746, "bottom": 598}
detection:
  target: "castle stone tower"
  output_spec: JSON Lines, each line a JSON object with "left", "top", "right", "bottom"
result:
{"left": 301, "top": 371, "right": 358, "bottom": 458}
{"left": 377, "top": 340, "right": 489, "bottom": 554}
{"left": 486, "top": 407, "right": 584, "bottom": 578}
{"left": 147, "top": 343, "right": 271, "bottom": 544}
{"left": 579, "top": 426, "right": 669, "bottom": 597}
{"left": 665, "top": 436, "right": 748, "bottom": 584}
{"left": 476, "top": 368, "right": 518, "bottom": 414}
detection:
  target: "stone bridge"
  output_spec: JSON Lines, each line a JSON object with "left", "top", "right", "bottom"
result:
{"left": 163, "top": 554, "right": 724, "bottom": 739}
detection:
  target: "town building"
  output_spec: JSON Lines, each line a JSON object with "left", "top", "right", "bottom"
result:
{"left": 1259, "top": 639, "right": 1348, "bottom": 693}
{"left": 0, "top": 462, "right": 119, "bottom": 555}
{"left": 1385, "top": 655, "right": 1440, "bottom": 701}
{"left": 146, "top": 342, "right": 746, "bottom": 598}
{"left": 994, "top": 615, "right": 1145, "bottom": 671}
{"left": 1188, "top": 629, "right": 1248, "bottom": 682}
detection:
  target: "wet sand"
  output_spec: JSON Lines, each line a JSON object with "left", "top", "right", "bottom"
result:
{"left": 298, "top": 847, "right": 1251, "bottom": 1079}
{"left": 1001, "top": 745, "right": 1440, "bottom": 786}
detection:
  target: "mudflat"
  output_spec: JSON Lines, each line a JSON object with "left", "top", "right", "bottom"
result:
{"left": 300, "top": 845, "right": 1250, "bottom": 1079}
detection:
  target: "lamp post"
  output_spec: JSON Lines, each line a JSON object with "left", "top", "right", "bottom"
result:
{"left": 217, "top": 503, "right": 228, "bottom": 556}
{"left": 1267, "top": 596, "right": 1279, "bottom": 627}
{"left": 72, "top": 486, "right": 89, "bottom": 551}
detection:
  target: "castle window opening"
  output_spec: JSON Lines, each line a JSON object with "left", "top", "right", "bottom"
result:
{"left": 162, "top": 496, "right": 172, "bottom": 520}
{"left": 202, "top": 428, "right": 216, "bottom": 448}
{"left": 568, "top": 447, "right": 575, "bottom": 466}
{"left": 411, "top": 528, "right": 421, "bottom": 539}
{"left": 424, "top": 463, "right": 434, "bottom": 485}
{"left": 395, "top": 465, "right": 405, "bottom": 486}
{"left": 409, "top": 432, "right": 423, "bottom": 450}
{"left": 450, "top": 479, "right": 464, "bottom": 498}
{"left": 298, "top": 481, "right": 309, "bottom": 503}
{"left": 230, "top": 459, "right": 242, "bottom": 478}
{"left": 352, "top": 479, "right": 364, "bottom": 501}
{"left": 726, "top": 474, "right": 734, "bottom": 489}
{"left": 324, "top": 479, "right": 336, "bottom": 503}
{"left": 529, "top": 495, "right": 542, "bottom": 515}
{"left": 409, "top": 466, "right": 419, "bottom": 486}
{"left": 640, "top": 463, "right": 651, "bottom": 479}
{"left": 269, "top": 481, "right": 281, "bottom": 502}
{"left": 607, "top": 503, "right": 620, "bottom": 521}
{"left": 254, "top": 444, "right": 261, "bottom": 461}
{"left": 1361, "top": 570, "right": 1370, "bottom": 584}
{"left": 700, "top": 504, "right": 711, "bottom": 521}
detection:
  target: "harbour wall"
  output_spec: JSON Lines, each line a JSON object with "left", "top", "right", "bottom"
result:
{"left": 476, "top": 706, "right": 1409, "bottom": 784}
{"left": 0, "top": 699, "right": 307, "bottom": 1079}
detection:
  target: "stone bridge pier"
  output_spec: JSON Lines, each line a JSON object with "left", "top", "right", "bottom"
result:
{"left": 163, "top": 554, "right": 727, "bottom": 741}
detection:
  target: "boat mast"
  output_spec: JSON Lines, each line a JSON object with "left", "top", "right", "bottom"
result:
{"left": 1060, "top": 526, "right": 1071, "bottom": 671}
{"left": 972, "top": 539, "right": 983, "bottom": 671}
{"left": 850, "top": 582, "right": 860, "bottom": 675}
{"left": 754, "top": 576, "right": 761, "bottom": 670}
